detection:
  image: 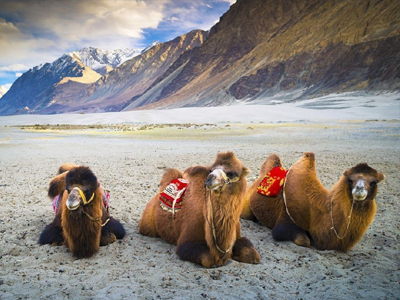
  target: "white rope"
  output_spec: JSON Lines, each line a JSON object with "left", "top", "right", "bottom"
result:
{"left": 282, "top": 170, "right": 299, "bottom": 226}
{"left": 330, "top": 194, "right": 355, "bottom": 239}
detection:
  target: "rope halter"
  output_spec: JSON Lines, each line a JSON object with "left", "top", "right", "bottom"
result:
{"left": 69, "top": 187, "right": 109, "bottom": 226}
{"left": 204, "top": 169, "right": 240, "bottom": 254}
{"left": 205, "top": 169, "right": 240, "bottom": 192}
{"left": 72, "top": 187, "right": 95, "bottom": 205}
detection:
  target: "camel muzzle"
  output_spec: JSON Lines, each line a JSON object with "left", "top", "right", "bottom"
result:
{"left": 352, "top": 179, "right": 368, "bottom": 201}
{"left": 66, "top": 189, "right": 81, "bottom": 210}
{"left": 205, "top": 168, "right": 239, "bottom": 191}
{"left": 205, "top": 169, "right": 229, "bottom": 191}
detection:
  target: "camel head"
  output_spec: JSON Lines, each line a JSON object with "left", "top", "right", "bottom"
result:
{"left": 343, "top": 163, "right": 385, "bottom": 201}
{"left": 64, "top": 166, "right": 99, "bottom": 210}
{"left": 205, "top": 151, "right": 250, "bottom": 193}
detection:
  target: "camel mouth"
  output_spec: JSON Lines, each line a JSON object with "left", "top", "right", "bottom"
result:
{"left": 67, "top": 202, "right": 80, "bottom": 210}
{"left": 353, "top": 194, "right": 368, "bottom": 201}
{"left": 206, "top": 183, "right": 224, "bottom": 191}
{"left": 352, "top": 190, "right": 368, "bottom": 201}
{"left": 205, "top": 168, "right": 228, "bottom": 191}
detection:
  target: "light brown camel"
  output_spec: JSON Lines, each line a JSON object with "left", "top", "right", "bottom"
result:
{"left": 139, "top": 151, "right": 261, "bottom": 267}
{"left": 241, "top": 152, "right": 385, "bottom": 251}
{"left": 39, "top": 163, "right": 126, "bottom": 258}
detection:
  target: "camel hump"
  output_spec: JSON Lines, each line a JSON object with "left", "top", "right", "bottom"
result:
{"left": 57, "top": 163, "right": 78, "bottom": 174}
{"left": 183, "top": 165, "right": 210, "bottom": 178}
{"left": 260, "top": 153, "right": 283, "bottom": 175}
{"left": 302, "top": 152, "right": 316, "bottom": 169}
{"left": 158, "top": 168, "right": 183, "bottom": 193}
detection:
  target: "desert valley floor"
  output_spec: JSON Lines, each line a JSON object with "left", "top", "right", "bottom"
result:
{"left": 0, "top": 116, "right": 399, "bottom": 299}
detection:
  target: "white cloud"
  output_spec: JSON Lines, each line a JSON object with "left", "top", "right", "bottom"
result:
{"left": 0, "top": 0, "right": 233, "bottom": 84}
{"left": 0, "top": 0, "right": 167, "bottom": 67}
{"left": 0, "top": 64, "right": 29, "bottom": 72}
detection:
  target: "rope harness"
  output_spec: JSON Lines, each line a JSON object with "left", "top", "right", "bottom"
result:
{"left": 330, "top": 195, "right": 355, "bottom": 239}
{"left": 203, "top": 171, "right": 240, "bottom": 254}
{"left": 71, "top": 187, "right": 110, "bottom": 227}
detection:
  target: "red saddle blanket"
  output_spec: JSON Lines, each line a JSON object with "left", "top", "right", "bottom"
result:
{"left": 159, "top": 178, "right": 188, "bottom": 213}
{"left": 257, "top": 166, "right": 288, "bottom": 197}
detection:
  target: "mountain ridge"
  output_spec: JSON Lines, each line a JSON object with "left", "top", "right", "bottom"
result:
{"left": 0, "top": 0, "right": 398, "bottom": 115}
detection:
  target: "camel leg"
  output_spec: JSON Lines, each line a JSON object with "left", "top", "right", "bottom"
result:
{"left": 100, "top": 217, "right": 126, "bottom": 246}
{"left": 232, "top": 236, "right": 261, "bottom": 264}
{"left": 138, "top": 199, "right": 159, "bottom": 237}
{"left": 272, "top": 221, "right": 310, "bottom": 247}
{"left": 39, "top": 217, "right": 64, "bottom": 246}
{"left": 240, "top": 195, "right": 256, "bottom": 220}
{"left": 176, "top": 241, "right": 217, "bottom": 268}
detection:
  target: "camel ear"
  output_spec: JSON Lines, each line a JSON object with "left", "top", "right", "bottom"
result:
{"left": 377, "top": 172, "right": 385, "bottom": 182}
{"left": 242, "top": 167, "right": 251, "bottom": 178}
{"left": 48, "top": 172, "right": 68, "bottom": 199}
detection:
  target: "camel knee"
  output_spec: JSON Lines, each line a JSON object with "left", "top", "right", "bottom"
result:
{"left": 102, "top": 217, "right": 126, "bottom": 240}
{"left": 232, "top": 237, "right": 260, "bottom": 264}
{"left": 39, "top": 222, "right": 64, "bottom": 245}
{"left": 176, "top": 242, "right": 215, "bottom": 267}
{"left": 272, "top": 222, "right": 309, "bottom": 247}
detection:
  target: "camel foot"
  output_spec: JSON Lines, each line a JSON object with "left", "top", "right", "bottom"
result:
{"left": 232, "top": 237, "right": 261, "bottom": 264}
{"left": 100, "top": 233, "right": 117, "bottom": 246}
{"left": 294, "top": 234, "right": 311, "bottom": 248}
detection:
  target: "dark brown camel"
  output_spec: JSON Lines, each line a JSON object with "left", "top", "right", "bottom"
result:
{"left": 39, "top": 163, "right": 126, "bottom": 258}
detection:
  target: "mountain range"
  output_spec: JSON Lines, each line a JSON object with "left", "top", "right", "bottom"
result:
{"left": 0, "top": 0, "right": 399, "bottom": 115}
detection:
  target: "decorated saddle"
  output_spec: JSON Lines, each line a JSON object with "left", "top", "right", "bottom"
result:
{"left": 159, "top": 178, "right": 188, "bottom": 214}
{"left": 52, "top": 188, "right": 110, "bottom": 214}
{"left": 257, "top": 166, "right": 288, "bottom": 197}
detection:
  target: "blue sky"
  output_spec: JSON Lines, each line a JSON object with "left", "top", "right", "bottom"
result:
{"left": 0, "top": 0, "right": 235, "bottom": 91}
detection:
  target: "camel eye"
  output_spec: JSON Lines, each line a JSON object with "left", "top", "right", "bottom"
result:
{"left": 370, "top": 180, "right": 378, "bottom": 187}
{"left": 226, "top": 171, "right": 238, "bottom": 178}
{"left": 346, "top": 178, "right": 353, "bottom": 186}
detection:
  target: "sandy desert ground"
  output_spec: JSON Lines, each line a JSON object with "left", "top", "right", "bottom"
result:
{"left": 0, "top": 93, "right": 399, "bottom": 299}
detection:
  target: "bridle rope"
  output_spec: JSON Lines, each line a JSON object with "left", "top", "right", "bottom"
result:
{"left": 72, "top": 187, "right": 109, "bottom": 226}
{"left": 204, "top": 188, "right": 232, "bottom": 254}
{"left": 330, "top": 194, "right": 355, "bottom": 239}
{"left": 282, "top": 170, "right": 299, "bottom": 226}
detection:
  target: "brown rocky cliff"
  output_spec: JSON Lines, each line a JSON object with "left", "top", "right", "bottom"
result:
{"left": 134, "top": 0, "right": 400, "bottom": 110}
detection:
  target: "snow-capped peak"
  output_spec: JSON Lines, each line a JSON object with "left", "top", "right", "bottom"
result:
{"left": 141, "top": 41, "right": 160, "bottom": 53}
{"left": 68, "top": 47, "right": 142, "bottom": 74}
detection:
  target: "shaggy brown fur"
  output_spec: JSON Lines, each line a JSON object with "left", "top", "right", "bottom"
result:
{"left": 39, "top": 163, "right": 126, "bottom": 258}
{"left": 241, "top": 152, "right": 385, "bottom": 251}
{"left": 139, "top": 151, "right": 261, "bottom": 267}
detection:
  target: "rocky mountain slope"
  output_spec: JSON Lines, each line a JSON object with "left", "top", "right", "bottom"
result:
{"left": 128, "top": 0, "right": 400, "bottom": 110}
{"left": 0, "top": 48, "right": 141, "bottom": 115}
{"left": 0, "top": 86, "right": 7, "bottom": 99}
